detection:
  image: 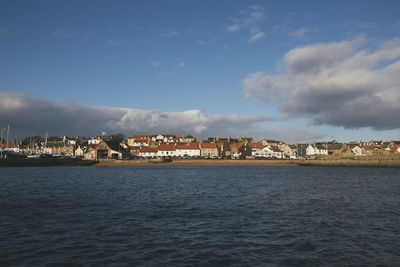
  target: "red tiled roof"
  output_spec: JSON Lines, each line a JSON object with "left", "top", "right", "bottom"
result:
{"left": 133, "top": 138, "right": 149, "bottom": 143}
{"left": 158, "top": 144, "right": 176, "bottom": 151}
{"left": 201, "top": 143, "right": 217, "bottom": 149}
{"left": 230, "top": 142, "right": 244, "bottom": 149}
{"left": 140, "top": 146, "right": 158, "bottom": 153}
{"left": 176, "top": 142, "right": 200, "bottom": 150}
{"left": 251, "top": 143, "right": 264, "bottom": 149}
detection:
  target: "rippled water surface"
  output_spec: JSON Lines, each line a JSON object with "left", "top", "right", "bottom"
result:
{"left": 1, "top": 166, "right": 400, "bottom": 266}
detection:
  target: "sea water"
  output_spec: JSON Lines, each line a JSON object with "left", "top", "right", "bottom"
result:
{"left": 1, "top": 166, "right": 399, "bottom": 266}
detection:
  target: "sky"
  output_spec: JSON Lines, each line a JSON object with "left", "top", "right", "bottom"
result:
{"left": 1, "top": 0, "right": 400, "bottom": 143}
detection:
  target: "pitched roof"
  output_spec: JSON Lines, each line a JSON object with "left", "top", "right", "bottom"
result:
{"left": 230, "top": 142, "right": 244, "bottom": 150}
{"left": 158, "top": 144, "right": 176, "bottom": 151}
{"left": 200, "top": 143, "right": 217, "bottom": 149}
{"left": 270, "top": 146, "right": 283, "bottom": 152}
{"left": 348, "top": 144, "right": 361, "bottom": 149}
{"left": 132, "top": 138, "right": 149, "bottom": 143}
{"left": 251, "top": 143, "right": 265, "bottom": 150}
{"left": 140, "top": 146, "right": 158, "bottom": 153}
{"left": 176, "top": 142, "right": 200, "bottom": 150}
{"left": 328, "top": 144, "right": 345, "bottom": 150}
{"left": 103, "top": 140, "right": 121, "bottom": 152}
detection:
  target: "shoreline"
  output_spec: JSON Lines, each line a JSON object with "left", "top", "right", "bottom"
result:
{"left": 96, "top": 158, "right": 400, "bottom": 168}
{"left": 96, "top": 159, "right": 298, "bottom": 167}
{"left": 298, "top": 159, "right": 400, "bottom": 168}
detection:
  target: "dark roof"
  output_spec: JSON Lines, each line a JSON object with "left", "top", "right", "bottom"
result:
{"left": 270, "top": 146, "right": 283, "bottom": 152}
{"left": 328, "top": 144, "right": 345, "bottom": 150}
{"left": 104, "top": 141, "right": 121, "bottom": 152}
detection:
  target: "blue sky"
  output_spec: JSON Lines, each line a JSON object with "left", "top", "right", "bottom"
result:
{"left": 1, "top": 0, "right": 400, "bottom": 142}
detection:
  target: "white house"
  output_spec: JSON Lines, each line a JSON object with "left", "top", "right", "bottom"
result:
{"left": 269, "top": 146, "right": 284, "bottom": 159}
{"left": 139, "top": 146, "right": 158, "bottom": 158}
{"left": 306, "top": 145, "right": 316, "bottom": 156}
{"left": 306, "top": 145, "right": 328, "bottom": 156}
{"left": 251, "top": 144, "right": 283, "bottom": 159}
{"left": 157, "top": 144, "right": 177, "bottom": 157}
{"left": 175, "top": 143, "right": 201, "bottom": 157}
{"left": 251, "top": 143, "right": 265, "bottom": 157}
{"left": 278, "top": 143, "right": 297, "bottom": 158}
{"left": 315, "top": 145, "right": 328, "bottom": 155}
{"left": 127, "top": 135, "right": 152, "bottom": 147}
{"left": 75, "top": 146, "right": 84, "bottom": 157}
{"left": 351, "top": 145, "right": 363, "bottom": 156}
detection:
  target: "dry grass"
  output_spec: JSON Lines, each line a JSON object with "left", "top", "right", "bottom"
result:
{"left": 299, "top": 159, "right": 400, "bottom": 168}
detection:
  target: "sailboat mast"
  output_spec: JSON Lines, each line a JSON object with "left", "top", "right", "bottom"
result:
{"left": 45, "top": 132, "right": 48, "bottom": 153}
{"left": 6, "top": 125, "right": 9, "bottom": 149}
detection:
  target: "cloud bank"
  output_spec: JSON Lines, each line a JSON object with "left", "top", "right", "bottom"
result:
{"left": 243, "top": 36, "right": 400, "bottom": 130}
{"left": 0, "top": 93, "right": 278, "bottom": 138}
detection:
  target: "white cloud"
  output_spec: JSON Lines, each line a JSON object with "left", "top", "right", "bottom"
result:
{"left": 248, "top": 31, "right": 265, "bottom": 43}
{"left": 226, "top": 5, "right": 266, "bottom": 40}
{"left": 243, "top": 37, "right": 400, "bottom": 130}
{"left": 226, "top": 24, "right": 241, "bottom": 32}
{"left": 289, "top": 27, "right": 313, "bottom": 40}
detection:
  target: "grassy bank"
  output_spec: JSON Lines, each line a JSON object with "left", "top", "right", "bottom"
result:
{"left": 299, "top": 158, "right": 400, "bottom": 168}
{"left": 96, "top": 159, "right": 298, "bottom": 167}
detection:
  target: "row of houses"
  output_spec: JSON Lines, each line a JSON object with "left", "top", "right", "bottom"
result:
{"left": 2, "top": 132, "right": 400, "bottom": 160}
{"left": 302, "top": 141, "right": 400, "bottom": 157}
{"left": 135, "top": 142, "right": 254, "bottom": 159}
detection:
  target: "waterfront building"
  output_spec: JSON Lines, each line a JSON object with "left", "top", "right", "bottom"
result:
{"left": 200, "top": 143, "right": 219, "bottom": 158}
{"left": 175, "top": 142, "right": 201, "bottom": 158}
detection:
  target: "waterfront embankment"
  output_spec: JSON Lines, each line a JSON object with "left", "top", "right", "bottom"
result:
{"left": 96, "top": 159, "right": 298, "bottom": 167}
{"left": 96, "top": 158, "right": 400, "bottom": 168}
